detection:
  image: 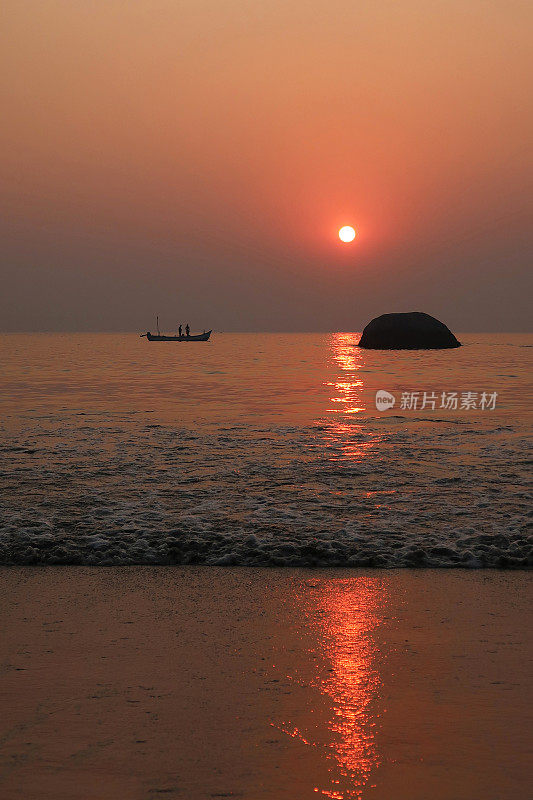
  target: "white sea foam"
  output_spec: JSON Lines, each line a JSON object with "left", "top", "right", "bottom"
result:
{"left": 0, "top": 417, "right": 530, "bottom": 567}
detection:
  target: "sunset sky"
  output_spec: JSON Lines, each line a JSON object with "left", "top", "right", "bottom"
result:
{"left": 1, "top": 0, "right": 531, "bottom": 332}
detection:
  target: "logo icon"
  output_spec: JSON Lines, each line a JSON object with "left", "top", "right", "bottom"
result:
{"left": 375, "top": 390, "right": 395, "bottom": 410}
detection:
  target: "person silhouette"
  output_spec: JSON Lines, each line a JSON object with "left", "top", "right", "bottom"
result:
{"left": 178, "top": 325, "right": 182, "bottom": 337}
{"left": 185, "top": 324, "right": 190, "bottom": 337}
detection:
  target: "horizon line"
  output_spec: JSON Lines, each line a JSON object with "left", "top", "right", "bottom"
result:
{"left": 1, "top": 329, "right": 532, "bottom": 336}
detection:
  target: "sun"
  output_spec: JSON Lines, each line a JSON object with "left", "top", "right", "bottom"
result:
{"left": 338, "top": 225, "right": 356, "bottom": 243}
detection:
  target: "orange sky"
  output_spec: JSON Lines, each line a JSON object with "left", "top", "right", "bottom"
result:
{"left": 1, "top": 0, "right": 531, "bottom": 331}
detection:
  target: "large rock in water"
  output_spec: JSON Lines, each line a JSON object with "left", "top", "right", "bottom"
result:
{"left": 358, "top": 311, "right": 461, "bottom": 350}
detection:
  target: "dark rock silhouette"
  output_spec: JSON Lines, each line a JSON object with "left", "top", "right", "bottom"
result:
{"left": 358, "top": 312, "right": 461, "bottom": 350}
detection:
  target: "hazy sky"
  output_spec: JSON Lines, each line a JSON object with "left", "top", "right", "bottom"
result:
{"left": 1, "top": 0, "right": 531, "bottom": 331}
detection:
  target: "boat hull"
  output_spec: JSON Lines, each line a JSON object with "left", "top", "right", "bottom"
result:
{"left": 145, "top": 331, "right": 212, "bottom": 341}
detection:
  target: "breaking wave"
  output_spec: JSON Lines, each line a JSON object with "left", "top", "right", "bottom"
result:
{"left": 0, "top": 414, "right": 531, "bottom": 568}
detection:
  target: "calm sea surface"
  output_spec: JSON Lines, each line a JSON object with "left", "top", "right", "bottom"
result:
{"left": 0, "top": 332, "right": 531, "bottom": 566}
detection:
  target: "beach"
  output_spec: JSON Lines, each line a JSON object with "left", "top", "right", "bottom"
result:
{"left": 1, "top": 336, "right": 531, "bottom": 796}
{"left": 1, "top": 567, "right": 531, "bottom": 799}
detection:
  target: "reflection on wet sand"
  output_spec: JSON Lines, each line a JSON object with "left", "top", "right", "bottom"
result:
{"left": 278, "top": 578, "right": 385, "bottom": 799}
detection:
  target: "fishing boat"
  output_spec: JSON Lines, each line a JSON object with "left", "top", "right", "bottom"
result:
{"left": 143, "top": 330, "right": 211, "bottom": 341}
{"left": 140, "top": 317, "right": 212, "bottom": 342}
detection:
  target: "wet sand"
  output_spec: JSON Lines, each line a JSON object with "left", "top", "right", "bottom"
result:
{"left": 0, "top": 568, "right": 531, "bottom": 800}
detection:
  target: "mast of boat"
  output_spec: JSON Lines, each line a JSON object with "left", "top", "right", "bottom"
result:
{"left": 156, "top": 315, "right": 160, "bottom": 336}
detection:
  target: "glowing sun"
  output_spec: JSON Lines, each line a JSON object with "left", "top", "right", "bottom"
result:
{"left": 338, "top": 225, "right": 356, "bottom": 243}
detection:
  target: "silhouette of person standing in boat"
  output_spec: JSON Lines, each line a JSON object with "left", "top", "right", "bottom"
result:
{"left": 178, "top": 325, "right": 182, "bottom": 337}
{"left": 185, "top": 324, "right": 190, "bottom": 337}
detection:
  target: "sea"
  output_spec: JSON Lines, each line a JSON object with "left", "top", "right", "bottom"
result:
{"left": 0, "top": 332, "right": 531, "bottom": 567}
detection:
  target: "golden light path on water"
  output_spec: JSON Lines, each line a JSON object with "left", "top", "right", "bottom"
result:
{"left": 324, "top": 332, "right": 383, "bottom": 465}
{"left": 277, "top": 578, "right": 385, "bottom": 799}
{"left": 326, "top": 333, "right": 365, "bottom": 416}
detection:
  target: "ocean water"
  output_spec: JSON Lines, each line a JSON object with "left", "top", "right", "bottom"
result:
{"left": 0, "top": 332, "right": 531, "bottom": 567}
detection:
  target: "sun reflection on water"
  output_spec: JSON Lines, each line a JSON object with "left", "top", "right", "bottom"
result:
{"left": 321, "top": 333, "right": 384, "bottom": 463}
{"left": 278, "top": 578, "right": 384, "bottom": 799}
{"left": 325, "top": 333, "right": 365, "bottom": 416}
